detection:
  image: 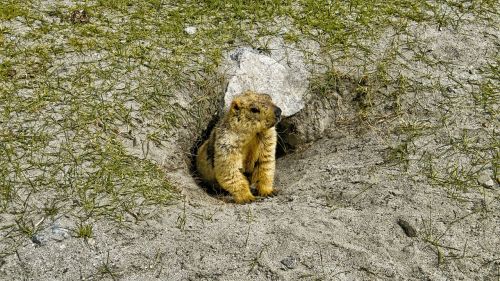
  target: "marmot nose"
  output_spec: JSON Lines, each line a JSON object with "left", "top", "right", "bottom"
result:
{"left": 274, "top": 107, "right": 282, "bottom": 119}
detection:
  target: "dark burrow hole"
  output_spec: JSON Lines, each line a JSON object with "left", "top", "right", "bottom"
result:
{"left": 189, "top": 114, "right": 224, "bottom": 196}
{"left": 276, "top": 121, "right": 296, "bottom": 158}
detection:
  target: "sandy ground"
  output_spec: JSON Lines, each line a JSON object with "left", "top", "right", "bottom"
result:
{"left": 1, "top": 129, "right": 498, "bottom": 280}
{"left": 1, "top": 3, "right": 499, "bottom": 281}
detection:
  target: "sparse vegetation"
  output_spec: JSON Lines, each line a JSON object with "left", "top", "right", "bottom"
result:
{"left": 75, "top": 223, "right": 93, "bottom": 239}
{"left": 0, "top": 1, "right": 498, "bottom": 278}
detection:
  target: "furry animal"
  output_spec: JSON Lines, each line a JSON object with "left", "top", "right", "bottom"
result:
{"left": 196, "top": 91, "right": 282, "bottom": 203}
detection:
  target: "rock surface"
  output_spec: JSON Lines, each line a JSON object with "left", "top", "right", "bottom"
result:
{"left": 478, "top": 171, "right": 495, "bottom": 189}
{"left": 184, "top": 26, "right": 197, "bottom": 35}
{"left": 280, "top": 256, "right": 298, "bottom": 270}
{"left": 224, "top": 49, "right": 307, "bottom": 117}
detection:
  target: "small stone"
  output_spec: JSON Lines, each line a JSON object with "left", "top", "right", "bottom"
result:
{"left": 184, "top": 26, "right": 197, "bottom": 35}
{"left": 7, "top": 68, "right": 16, "bottom": 78}
{"left": 51, "top": 225, "right": 70, "bottom": 241}
{"left": 70, "top": 9, "right": 89, "bottom": 24}
{"left": 31, "top": 234, "right": 43, "bottom": 246}
{"left": 477, "top": 172, "right": 494, "bottom": 189}
{"left": 397, "top": 219, "right": 417, "bottom": 237}
{"left": 280, "top": 256, "right": 298, "bottom": 269}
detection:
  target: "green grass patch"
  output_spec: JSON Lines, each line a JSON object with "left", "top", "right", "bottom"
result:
{"left": 0, "top": 1, "right": 27, "bottom": 20}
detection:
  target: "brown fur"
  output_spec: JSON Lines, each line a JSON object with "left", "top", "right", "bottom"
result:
{"left": 196, "top": 91, "right": 282, "bottom": 203}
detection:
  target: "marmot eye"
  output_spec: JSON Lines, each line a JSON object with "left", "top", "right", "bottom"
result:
{"left": 250, "top": 107, "right": 260, "bottom": 113}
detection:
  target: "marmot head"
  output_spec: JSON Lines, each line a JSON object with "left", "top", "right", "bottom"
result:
{"left": 228, "top": 91, "right": 282, "bottom": 132}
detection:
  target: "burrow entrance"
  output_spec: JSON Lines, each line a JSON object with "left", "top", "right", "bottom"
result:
{"left": 186, "top": 70, "right": 383, "bottom": 198}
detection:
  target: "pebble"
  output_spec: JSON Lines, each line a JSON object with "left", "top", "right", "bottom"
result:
{"left": 70, "top": 9, "right": 89, "bottom": 24}
{"left": 477, "top": 172, "right": 494, "bottom": 189}
{"left": 51, "top": 225, "right": 70, "bottom": 241}
{"left": 280, "top": 256, "right": 298, "bottom": 269}
{"left": 184, "top": 26, "right": 197, "bottom": 35}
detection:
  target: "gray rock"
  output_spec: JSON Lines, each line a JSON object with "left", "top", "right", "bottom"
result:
{"left": 280, "top": 256, "right": 298, "bottom": 269}
{"left": 184, "top": 26, "right": 197, "bottom": 35}
{"left": 478, "top": 171, "right": 494, "bottom": 189}
{"left": 31, "top": 234, "right": 45, "bottom": 246}
{"left": 29, "top": 223, "right": 70, "bottom": 246}
{"left": 50, "top": 224, "right": 70, "bottom": 241}
{"left": 224, "top": 49, "right": 307, "bottom": 117}
{"left": 277, "top": 71, "right": 365, "bottom": 148}
{"left": 31, "top": 222, "right": 71, "bottom": 243}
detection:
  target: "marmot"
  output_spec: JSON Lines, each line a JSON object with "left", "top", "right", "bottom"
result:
{"left": 196, "top": 91, "right": 282, "bottom": 203}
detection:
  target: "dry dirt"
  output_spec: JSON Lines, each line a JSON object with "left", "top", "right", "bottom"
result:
{"left": 2, "top": 128, "right": 498, "bottom": 280}
{"left": 1, "top": 2, "right": 499, "bottom": 281}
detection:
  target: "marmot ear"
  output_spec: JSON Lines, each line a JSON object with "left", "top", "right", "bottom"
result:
{"left": 231, "top": 100, "right": 240, "bottom": 111}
